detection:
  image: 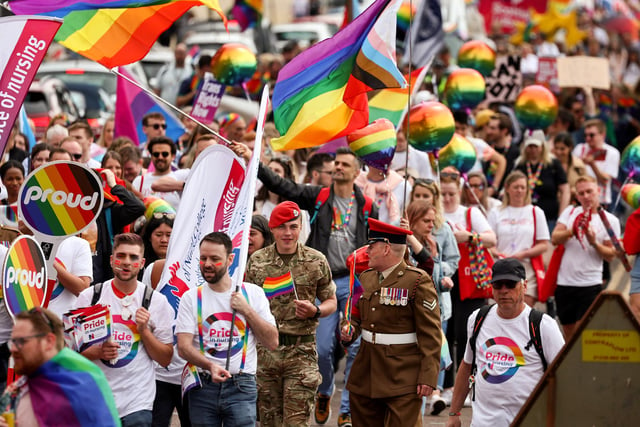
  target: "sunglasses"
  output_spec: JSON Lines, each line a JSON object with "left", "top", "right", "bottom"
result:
{"left": 469, "top": 183, "right": 485, "bottom": 190}
{"left": 153, "top": 212, "right": 176, "bottom": 220}
{"left": 149, "top": 123, "right": 167, "bottom": 130}
{"left": 71, "top": 153, "right": 83, "bottom": 160}
{"left": 491, "top": 280, "right": 521, "bottom": 290}
{"left": 415, "top": 178, "right": 436, "bottom": 185}
{"left": 584, "top": 133, "right": 598, "bottom": 139}
{"left": 152, "top": 151, "right": 171, "bottom": 158}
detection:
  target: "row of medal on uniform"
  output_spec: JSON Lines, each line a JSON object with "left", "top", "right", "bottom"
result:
{"left": 380, "top": 287, "right": 409, "bottom": 306}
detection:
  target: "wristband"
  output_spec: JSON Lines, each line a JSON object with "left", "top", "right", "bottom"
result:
{"left": 449, "top": 411, "right": 461, "bottom": 416}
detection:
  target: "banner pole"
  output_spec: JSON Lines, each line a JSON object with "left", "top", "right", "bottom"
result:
{"left": 110, "top": 68, "right": 234, "bottom": 146}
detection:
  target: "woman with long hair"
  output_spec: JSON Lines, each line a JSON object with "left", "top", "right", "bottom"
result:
{"left": 101, "top": 151, "right": 124, "bottom": 180}
{"left": 488, "top": 170, "right": 550, "bottom": 306}
{"left": 96, "top": 116, "right": 115, "bottom": 150}
{"left": 255, "top": 156, "right": 296, "bottom": 219}
{"left": 514, "top": 130, "right": 570, "bottom": 231}
{"left": 403, "top": 199, "right": 459, "bottom": 414}
{"left": 552, "top": 132, "right": 587, "bottom": 196}
{"left": 440, "top": 168, "right": 496, "bottom": 404}
{"left": 0, "top": 160, "right": 25, "bottom": 205}
{"left": 248, "top": 214, "right": 274, "bottom": 257}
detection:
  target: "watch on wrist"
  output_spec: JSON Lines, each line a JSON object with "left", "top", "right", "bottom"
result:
{"left": 312, "top": 305, "right": 321, "bottom": 319}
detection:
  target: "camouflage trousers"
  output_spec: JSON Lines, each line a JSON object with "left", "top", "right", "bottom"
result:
{"left": 257, "top": 341, "right": 322, "bottom": 427}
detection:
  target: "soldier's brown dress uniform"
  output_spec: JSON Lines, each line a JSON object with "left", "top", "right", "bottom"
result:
{"left": 245, "top": 242, "right": 335, "bottom": 427}
{"left": 347, "top": 261, "right": 441, "bottom": 427}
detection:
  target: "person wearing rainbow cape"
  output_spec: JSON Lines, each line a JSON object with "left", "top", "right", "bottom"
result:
{"left": 0, "top": 307, "right": 120, "bottom": 426}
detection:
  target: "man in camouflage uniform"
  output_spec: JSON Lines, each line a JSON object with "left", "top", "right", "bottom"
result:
{"left": 246, "top": 201, "right": 337, "bottom": 426}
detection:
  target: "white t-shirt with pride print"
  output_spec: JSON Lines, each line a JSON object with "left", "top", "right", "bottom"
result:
{"left": 176, "top": 282, "right": 275, "bottom": 375}
{"left": 75, "top": 280, "right": 175, "bottom": 418}
{"left": 463, "top": 305, "right": 564, "bottom": 427}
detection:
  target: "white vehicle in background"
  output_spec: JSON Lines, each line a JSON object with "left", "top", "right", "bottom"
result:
{"left": 272, "top": 22, "right": 336, "bottom": 52}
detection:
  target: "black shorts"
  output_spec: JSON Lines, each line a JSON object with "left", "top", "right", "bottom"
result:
{"left": 555, "top": 284, "right": 602, "bottom": 325}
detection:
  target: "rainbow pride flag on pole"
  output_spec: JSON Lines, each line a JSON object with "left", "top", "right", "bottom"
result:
{"left": 368, "top": 64, "right": 430, "bottom": 129}
{"left": 263, "top": 272, "right": 295, "bottom": 300}
{"left": 344, "top": 251, "right": 364, "bottom": 333}
{"left": 9, "top": 0, "right": 226, "bottom": 68}
{"left": 271, "top": 0, "right": 406, "bottom": 152}
{"left": 27, "top": 347, "right": 120, "bottom": 426}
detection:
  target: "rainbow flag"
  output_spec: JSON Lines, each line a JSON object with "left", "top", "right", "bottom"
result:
{"left": 344, "top": 255, "right": 364, "bottom": 333}
{"left": 368, "top": 65, "right": 429, "bottom": 128}
{"left": 114, "top": 67, "right": 185, "bottom": 145}
{"left": 231, "top": 0, "right": 262, "bottom": 31}
{"left": 271, "top": 0, "right": 405, "bottom": 152}
{"left": 27, "top": 347, "right": 120, "bottom": 426}
{"left": 263, "top": 272, "right": 295, "bottom": 300}
{"left": 9, "top": 0, "right": 226, "bottom": 68}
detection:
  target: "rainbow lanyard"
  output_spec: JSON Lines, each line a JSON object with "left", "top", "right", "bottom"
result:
{"left": 332, "top": 190, "right": 355, "bottom": 231}
{"left": 526, "top": 162, "right": 543, "bottom": 195}
{"left": 196, "top": 285, "right": 250, "bottom": 371}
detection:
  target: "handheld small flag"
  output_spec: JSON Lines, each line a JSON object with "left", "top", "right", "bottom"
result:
{"left": 344, "top": 250, "right": 364, "bottom": 333}
{"left": 263, "top": 272, "right": 295, "bottom": 300}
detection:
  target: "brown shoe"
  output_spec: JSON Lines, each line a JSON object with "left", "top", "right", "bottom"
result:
{"left": 314, "top": 393, "right": 331, "bottom": 424}
{"left": 337, "top": 413, "right": 352, "bottom": 427}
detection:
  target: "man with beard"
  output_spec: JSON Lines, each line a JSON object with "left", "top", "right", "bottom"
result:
{"left": 75, "top": 233, "right": 174, "bottom": 426}
{"left": 132, "top": 136, "right": 182, "bottom": 210}
{"left": 176, "top": 232, "right": 277, "bottom": 425}
{"left": 245, "top": 201, "right": 337, "bottom": 427}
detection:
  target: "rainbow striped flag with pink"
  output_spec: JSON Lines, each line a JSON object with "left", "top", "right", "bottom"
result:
{"left": 9, "top": 0, "right": 226, "bottom": 68}
{"left": 231, "top": 0, "right": 262, "bottom": 31}
{"left": 263, "top": 272, "right": 295, "bottom": 300}
{"left": 344, "top": 251, "right": 363, "bottom": 333}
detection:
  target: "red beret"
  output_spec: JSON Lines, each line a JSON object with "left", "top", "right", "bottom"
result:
{"left": 368, "top": 218, "right": 412, "bottom": 244}
{"left": 268, "top": 201, "right": 301, "bottom": 228}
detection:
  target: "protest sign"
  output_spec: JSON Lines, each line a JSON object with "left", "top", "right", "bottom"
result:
{"left": 536, "top": 57, "right": 559, "bottom": 93}
{"left": 2, "top": 236, "right": 47, "bottom": 317}
{"left": 485, "top": 55, "right": 523, "bottom": 103}
{"left": 557, "top": 56, "right": 610, "bottom": 90}
{"left": 191, "top": 72, "right": 225, "bottom": 123}
{"left": 63, "top": 304, "right": 112, "bottom": 352}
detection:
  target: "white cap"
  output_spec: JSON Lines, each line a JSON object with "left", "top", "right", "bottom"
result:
{"left": 524, "top": 129, "right": 546, "bottom": 147}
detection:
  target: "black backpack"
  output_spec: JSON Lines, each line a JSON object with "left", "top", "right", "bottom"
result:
{"left": 469, "top": 304, "right": 547, "bottom": 400}
{"left": 91, "top": 282, "right": 154, "bottom": 309}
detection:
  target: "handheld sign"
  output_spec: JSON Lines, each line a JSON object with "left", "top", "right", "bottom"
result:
{"left": 17, "top": 162, "right": 104, "bottom": 307}
{"left": 2, "top": 235, "right": 48, "bottom": 317}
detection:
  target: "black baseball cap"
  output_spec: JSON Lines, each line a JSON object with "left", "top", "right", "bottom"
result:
{"left": 491, "top": 258, "right": 526, "bottom": 283}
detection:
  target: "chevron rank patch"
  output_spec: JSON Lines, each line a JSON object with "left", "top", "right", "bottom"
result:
{"left": 423, "top": 299, "right": 437, "bottom": 311}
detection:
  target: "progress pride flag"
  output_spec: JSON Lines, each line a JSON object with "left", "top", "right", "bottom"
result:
{"left": 0, "top": 16, "right": 62, "bottom": 154}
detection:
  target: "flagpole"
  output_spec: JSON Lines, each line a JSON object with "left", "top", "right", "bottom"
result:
{"left": 225, "top": 284, "right": 240, "bottom": 372}
{"left": 290, "top": 270, "right": 299, "bottom": 300}
{"left": 402, "top": 0, "right": 415, "bottom": 213}
{"left": 110, "top": 68, "right": 234, "bottom": 147}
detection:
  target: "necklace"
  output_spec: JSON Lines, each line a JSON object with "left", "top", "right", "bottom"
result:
{"left": 526, "top": 162, "right": 543, "bottom": 201}
{"left": 332, "top": 190, "right": 355, "bottom": 231}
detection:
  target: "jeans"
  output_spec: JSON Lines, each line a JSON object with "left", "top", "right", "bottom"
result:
{"left": 121, "top": 410, "right": 152, "bottom": 427}
{"left": 316, "top": 275, "right": 360, "bottom": 414}
{"left": 188, "top": 373, "right": 257, "bottom": 427}
{"left": 152, "top": 380, "right": 190, "bottom": 427}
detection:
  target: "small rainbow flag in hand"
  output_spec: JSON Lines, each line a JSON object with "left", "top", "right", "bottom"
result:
{"left": 263, "top": 272, "right": 295, "bottom": 300}
{"left": 344, "top": 252, "right": 364, "bottom": 333}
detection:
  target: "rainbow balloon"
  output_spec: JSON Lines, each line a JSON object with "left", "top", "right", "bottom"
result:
{"left": 622, "top": 183, "right": 640, "bottom": 209}
{"left": 397, "top": 1, "right": 416, "bottom": 32}
{"left": 19, "top": 162, "right": 104, "bottom": 237}
{"left": 144, "top": 197, "right": 177, "bottom": 221}
{"left": 621, "top": 136, "right": 640, "bottom": 177}
{"left": 457, "top": 40, "right": 496, "bottom": 77}
{"left": 439, "top": 133, "right": 478, "bottom": 174}
{"left": 348, "top": 119, "right": 397, "bottom": 172}
{"left": 3, "top": 236, "right": 48, "bottom": 317}
{"left": 211, "top": 43, "right": 258, "bottom": 86}
{"left": 404, "top": 101, "right": 455, "bottom": 152}
{"left": 514, "top": 85, "right": 558, "bottom": 130}
{"left": 444, "top": 68, "right": 486, "bottom": 110}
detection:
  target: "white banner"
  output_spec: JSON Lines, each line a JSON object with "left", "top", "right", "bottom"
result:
{"left": 157, "top": 86, "right": 269, "bottom": 313}
{"left": 0, "top": 16, "right": 62, "bottom": 154}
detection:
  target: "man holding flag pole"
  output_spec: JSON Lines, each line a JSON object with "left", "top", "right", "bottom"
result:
{"left": 245, "top": 201, "right": 337, "bottom": 427}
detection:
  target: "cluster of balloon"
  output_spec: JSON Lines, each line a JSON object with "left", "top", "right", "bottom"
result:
{"left": 443, "top": 68, "right": 486, "bottom": 110}
{"left": 621, "top": 136, "right": 640, "bottom": 178}
{"left": 403, "top": 101, "right": 455, "bottom": 153}
{"left": 457, "top": 40, "right": 496, "bottom": 77}
{"left": 438, "top": 133, "right": 478, "bottom": 174}
{"left": 514, "top": 85, "right": 558, "bottom": 129}
{"left": 347, "top": 119, "right": 397, "bottom": 172}
{"left": 622, "top": 183, "right": 640, "bottom": 209}
{"left": 210, "top": 43, "right": 257, "bottom": 87}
